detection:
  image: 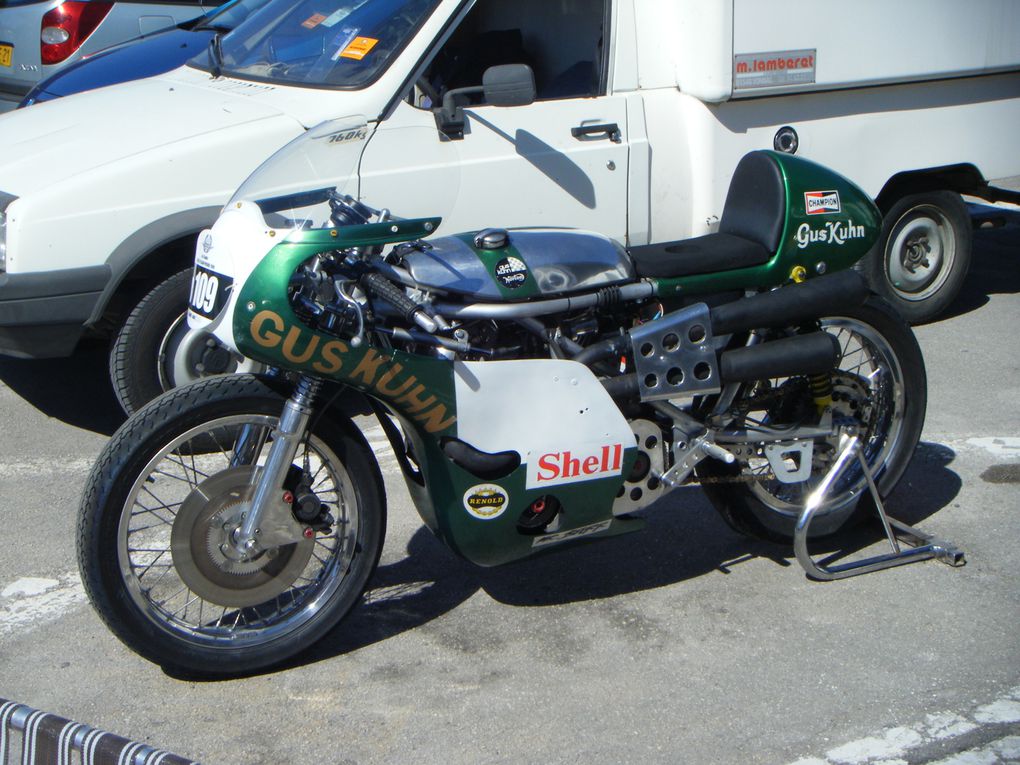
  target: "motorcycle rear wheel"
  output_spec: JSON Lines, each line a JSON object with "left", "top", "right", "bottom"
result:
{"left": 697, "top": 296, "right": 926, "bottom": 543}
{"left": 77, "top": 374, "right": 385, "bottom": 676}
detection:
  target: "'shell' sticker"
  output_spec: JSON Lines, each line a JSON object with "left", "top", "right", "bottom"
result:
{"left": 339, "top": 36, "right": 378, "bottom": 60}
{"left": 526, "top": 443, "right": 624, "bottom": 489}
{"left": 301, "top": 13, "right": 327, "bottom": 29}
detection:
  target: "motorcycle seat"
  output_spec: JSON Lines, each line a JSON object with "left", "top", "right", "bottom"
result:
{"left": 628, "top": 232, "right": 770, "bottom": 278}
{"left": 628, "top": 150, "right": 786, "bottom": 279}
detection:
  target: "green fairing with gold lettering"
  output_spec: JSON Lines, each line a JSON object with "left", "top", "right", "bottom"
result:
{"left": 230, "top": 222, "right": 638, "bottom": 566}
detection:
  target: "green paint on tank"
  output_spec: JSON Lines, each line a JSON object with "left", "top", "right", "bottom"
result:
{"left": 452, "top": 232, "right": 542, "bottom": 300}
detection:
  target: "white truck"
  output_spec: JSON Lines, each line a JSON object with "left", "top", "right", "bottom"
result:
{"left": 1, "top": 0, "right": 1018, "bottom": 414}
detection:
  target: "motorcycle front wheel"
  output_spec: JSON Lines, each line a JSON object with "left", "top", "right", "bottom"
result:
{"left": 697, "top": 296, "right": 926, "bottom": 543}
{"left": 77, "top": 374, "right": 385, "bottom": 676}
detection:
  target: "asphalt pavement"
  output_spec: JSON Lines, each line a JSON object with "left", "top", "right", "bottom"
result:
{"left": 0, "top": 209, "right": 1018, "bottom": 765}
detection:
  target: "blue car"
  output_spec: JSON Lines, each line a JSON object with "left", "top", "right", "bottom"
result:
{"left": 18, "top": 0, "right": 268, "bottom": 106}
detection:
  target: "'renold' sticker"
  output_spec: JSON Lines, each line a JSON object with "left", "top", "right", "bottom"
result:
{"left": 463, "top": 484, "right": 509, "bottom": 520}
{"left": 494, "top": 257, "right": 528, "bottom": 289}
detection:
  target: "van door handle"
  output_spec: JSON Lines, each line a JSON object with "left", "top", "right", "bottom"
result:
{"left": 571, "top": 123, "right": 622, "bottom": 143}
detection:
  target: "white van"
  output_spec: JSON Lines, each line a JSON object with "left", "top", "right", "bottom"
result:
{"left": 1, "top": 0, "right": 1018, "bottom": 413}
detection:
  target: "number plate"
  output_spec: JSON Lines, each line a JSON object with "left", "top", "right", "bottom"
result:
{"left": 0, "top": 44, "right": 13, "bottom": 68}
{"left": 189, "top": 265, "right": 233, "bottom": 319}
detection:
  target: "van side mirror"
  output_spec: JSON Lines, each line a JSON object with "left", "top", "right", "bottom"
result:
{"left": 436, "top": 64, "right": 537, "bottom": 140}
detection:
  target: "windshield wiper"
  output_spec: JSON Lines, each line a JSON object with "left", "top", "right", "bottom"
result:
{"left": 208, "top": 31, "right": 224, "bottom": 78}
{"left": 195, "top": 22, "right": 232, "bottom": 33}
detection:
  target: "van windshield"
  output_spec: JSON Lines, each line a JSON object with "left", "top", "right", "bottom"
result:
{"left": 191, "top": 0, "right": 441, "bottom": 88}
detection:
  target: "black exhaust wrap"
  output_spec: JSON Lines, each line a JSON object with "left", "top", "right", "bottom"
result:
{"left": 719, "top": 332, "right": 840, "bottom": 383}
{"left": 709, "top": 270, "right": 869, "bottom": 335}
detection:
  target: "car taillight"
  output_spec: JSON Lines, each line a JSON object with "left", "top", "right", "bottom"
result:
{"left": 40, "top": 1, "right": 113, "bottom": 65}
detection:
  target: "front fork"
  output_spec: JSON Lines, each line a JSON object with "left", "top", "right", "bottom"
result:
{"left": 231, "top": 376, "right": 321, "bottom": 555}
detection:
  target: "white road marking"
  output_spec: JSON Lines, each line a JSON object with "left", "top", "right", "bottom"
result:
{"left": 787, "top": 686, "right": 1020, "bottom": 765}
{"left": 929, "top": 736, "right": 1020, "bottom": 765}
{"left": 0, "top": 573, "right": 85, "bottom": 639}
{"left": 974, "top": 701, "right": 1020, "bottom": 725}
{"left": 963, "top": 437, "right": 1020, "bottom": 459}
{"left": 825, "top": 727, "right": 923, "bottom": 764}
{"left": 0, "top": 457, "right": 95, "bottom": 479}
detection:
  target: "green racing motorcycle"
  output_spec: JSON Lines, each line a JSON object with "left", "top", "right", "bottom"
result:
{"left": 77, "top": 126, "right": 932, "bottom": 675}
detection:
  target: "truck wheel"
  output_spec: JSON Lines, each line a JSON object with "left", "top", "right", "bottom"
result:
{"left": 862, "top": 190, "right": 971, "bottom": 324}
{"left": 110, "top": 269, "right": 253, "bottom": 415}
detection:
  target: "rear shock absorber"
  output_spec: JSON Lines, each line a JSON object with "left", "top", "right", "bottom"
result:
{"left": 809, "top": 372, "right": 834, "bottom": 414}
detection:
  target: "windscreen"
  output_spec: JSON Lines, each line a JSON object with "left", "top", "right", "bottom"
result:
{"left": 229, "top": 114, "right": 461, "bottom": 237}
{"left": 195, "top": 0, "right": 275, "bottom": 33}
{"left": 229, "top": 117, "right": 370, "bottom": 230}
{"left": 191, "top": 0, "right": 442, "bottom": 88}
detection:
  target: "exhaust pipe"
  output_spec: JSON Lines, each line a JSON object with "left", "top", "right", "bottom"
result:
{"left": 719, "top": 332, "right": 839, "bottom": 383}
{"left": 601, "top": 331, "right": 839, "bottom": 400}
{"left": 710, "top": 270, "right": 869, "bottom": 335}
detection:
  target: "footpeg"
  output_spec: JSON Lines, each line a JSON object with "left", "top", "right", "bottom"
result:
{"left": 794, "top": 433, "right": 965, "bottom": 580}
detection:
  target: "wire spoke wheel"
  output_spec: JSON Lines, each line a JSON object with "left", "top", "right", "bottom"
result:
{"left": 119, "top": 414, "right": 355, "bottom": 647}
{"left": 698, "top": 297, "right": 925, "bottom": 542}
{"left": 78, "top": 375, "right": 385, "bottom": 675}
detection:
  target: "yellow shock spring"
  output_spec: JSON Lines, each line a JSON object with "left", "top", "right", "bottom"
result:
{"left": 809, "top": 372, "right": 833, "bottom": 414}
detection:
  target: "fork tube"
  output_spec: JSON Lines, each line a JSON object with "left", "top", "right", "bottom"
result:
{"left": 234, "top": 377, "right": 321, "bottom": 550}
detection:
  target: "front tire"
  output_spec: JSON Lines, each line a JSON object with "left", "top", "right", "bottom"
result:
{"left": 861, "top": 190, "right": 972, "bottom": 324}
{"left": 77, "top": 374, "right": 386, "bottom": 675}
{"left": 697, "top": 297, "right": 926, "bottom": 543}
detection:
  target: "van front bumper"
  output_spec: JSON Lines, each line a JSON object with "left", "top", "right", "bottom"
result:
{"left": 0, "top": 265, "right": 111, "bottom": 358}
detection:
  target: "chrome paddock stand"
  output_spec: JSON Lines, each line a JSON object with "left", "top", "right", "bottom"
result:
{"left": 794, "top": 433, "right": 966, "bottom": 580}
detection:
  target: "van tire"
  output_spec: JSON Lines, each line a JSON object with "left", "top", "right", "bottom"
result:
{"left": 109, "top": 269, "right": 193, "bottom": 415}
{"left": 862, "top": 190, "right": 971, "bottom": 324}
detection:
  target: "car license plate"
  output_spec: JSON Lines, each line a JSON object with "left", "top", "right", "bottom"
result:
{"left": 189, "top": 265, "right": 233, "bottom": 320}
{"left": 0, "top": 44, "right": 13, "bottom": 68}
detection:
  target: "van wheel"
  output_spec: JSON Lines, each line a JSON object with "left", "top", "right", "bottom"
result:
{"left": 110, "top": 269, "right": 253, "bottom": 415}
{"left": 861, "top": 191, "right": 971, "bottom": 324}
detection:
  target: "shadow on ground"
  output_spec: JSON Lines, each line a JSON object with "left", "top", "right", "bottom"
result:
{"left": 0, "top": 339, "right": 125, "bottom": 436}
{"left": 172, "top": 440, "right": 962, "bottom": 681}
{"left": 937, "top": 205, "right": 1020, "bottom": 322}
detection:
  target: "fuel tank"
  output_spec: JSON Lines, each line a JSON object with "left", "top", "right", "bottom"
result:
{"left": 397, "top": 228, "right": 635, "bottom": 301}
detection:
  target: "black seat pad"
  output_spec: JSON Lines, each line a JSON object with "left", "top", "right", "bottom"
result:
{"left": 628, "top": 232, "right": 771, "bottom": 279}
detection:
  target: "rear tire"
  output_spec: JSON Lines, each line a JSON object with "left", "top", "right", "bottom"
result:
{"left": 861, "top": 190, "right": 971, "bottom": 324}
{"left": 77, "top": 374, "right": 386, "bottom": 675}
{"left": 697, "top": 297, "right": 926, "bottom": 543}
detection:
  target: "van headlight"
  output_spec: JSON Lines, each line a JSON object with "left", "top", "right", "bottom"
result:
{"left": 0, "top": 193, "right": 15, "bottom": 272}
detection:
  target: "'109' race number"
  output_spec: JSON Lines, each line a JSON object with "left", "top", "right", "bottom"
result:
{"left": 189, "top": 266, "right": 232, "bottom": 319}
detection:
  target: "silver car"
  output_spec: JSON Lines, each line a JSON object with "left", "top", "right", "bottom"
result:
{"left": 0, "top": 0, "right": 224, "bottom": 112}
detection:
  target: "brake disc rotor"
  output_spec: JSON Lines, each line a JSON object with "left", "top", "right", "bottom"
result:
{"left": 170, "top": 467, "right": 314, "bottom": 608}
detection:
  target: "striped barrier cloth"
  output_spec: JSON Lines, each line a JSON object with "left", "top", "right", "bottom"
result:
{"left": 0, "top": 699, "right": 198, "bottom": 765}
